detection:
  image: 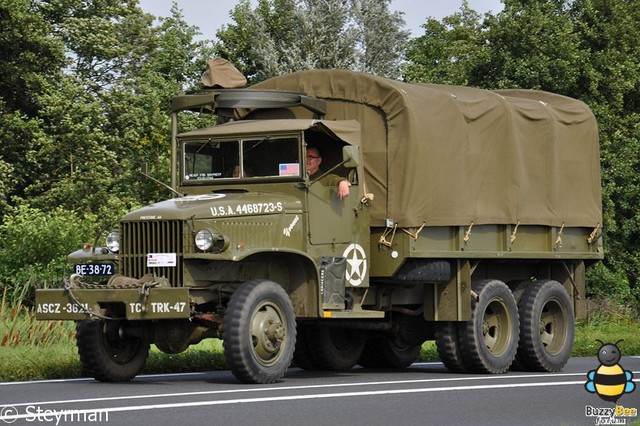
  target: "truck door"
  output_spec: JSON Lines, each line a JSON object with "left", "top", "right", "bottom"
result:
{"left": 303, "top": 124, "right": 371, "bottom": 310}
{"left": 308, "top": 170, "right": 359, "bottom": 245}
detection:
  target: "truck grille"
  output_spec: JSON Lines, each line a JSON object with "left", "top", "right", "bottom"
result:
{"left": 120, "top": 221, "right": 183, "bottom": 287}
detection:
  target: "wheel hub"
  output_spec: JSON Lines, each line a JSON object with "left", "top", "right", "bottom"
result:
{"left": 263, "top": 320, "right": 285, "bottom": 353}
{"left": 251, "top": 304, "right": 288, "bottom": 363}
{"left": 483, "top": 301, "right": 510, "bottom": 355}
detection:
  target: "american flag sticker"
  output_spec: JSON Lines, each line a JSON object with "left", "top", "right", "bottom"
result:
{"left": 279, "top": 163, "right": 300, "bottom": 176}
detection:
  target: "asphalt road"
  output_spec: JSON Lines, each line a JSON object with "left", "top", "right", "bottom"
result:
{"left": 1, "top": 357, "right": 638, "bottom": 426}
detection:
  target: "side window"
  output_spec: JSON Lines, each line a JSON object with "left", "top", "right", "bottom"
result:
{"left": 304, "top": 130, "right": 356, "bottom": 184}
{"left": 243, "top": 137, "right": 300, "bottom": 177}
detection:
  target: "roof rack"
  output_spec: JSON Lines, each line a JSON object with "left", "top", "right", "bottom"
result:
{"left": 170, "top": 89, "right": 326, "bottom": 117}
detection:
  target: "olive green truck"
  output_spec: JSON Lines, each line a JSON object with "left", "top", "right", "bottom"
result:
{"left": 35, "top": 63, "right": 603, "bottom": 384}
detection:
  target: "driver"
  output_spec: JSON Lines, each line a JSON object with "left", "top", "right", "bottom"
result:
{"left": 306, "top": 145, "right": 350, "bottom": 200}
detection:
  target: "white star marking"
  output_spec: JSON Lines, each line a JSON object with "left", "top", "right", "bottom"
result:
{"left": 343, "top": 243, "right": 367, "bottom": 286}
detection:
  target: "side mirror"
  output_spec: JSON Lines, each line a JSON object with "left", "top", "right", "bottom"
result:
{"left": 342, "top": 145, "right": 360, "bottom": 169}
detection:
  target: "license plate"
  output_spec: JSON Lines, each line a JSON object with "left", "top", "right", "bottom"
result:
{"left": 73, "top": 262, "right": 116, "bottom": 276}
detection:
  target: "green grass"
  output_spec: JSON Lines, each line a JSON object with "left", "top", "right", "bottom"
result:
{"left": 1, "top": 301, "right": 638, "bottom": 382}
{"left": 574, "top": 318, "right": 640, "bottom": 357}
{"left": 574, "top": 298, "right": 640, "bottom": 357}
{"left": 0, "top": 335, "right": 228, "bottom": 382}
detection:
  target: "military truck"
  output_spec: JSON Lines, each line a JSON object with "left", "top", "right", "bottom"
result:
{"left": 35, "top": 59, "right": 603, "bottom": 384}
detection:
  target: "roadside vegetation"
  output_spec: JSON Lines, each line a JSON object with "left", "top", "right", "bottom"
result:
{"left": 2, "top": 291, "right": 637, "bottom": 382}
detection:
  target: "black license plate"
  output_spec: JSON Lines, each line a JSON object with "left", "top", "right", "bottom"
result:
{"left": 73, "top": 262, "right": 116, "bottom": 276}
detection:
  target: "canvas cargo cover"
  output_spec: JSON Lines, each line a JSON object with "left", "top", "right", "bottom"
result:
{"left": 250, "top": 70, "right": 602, "bottom": 228}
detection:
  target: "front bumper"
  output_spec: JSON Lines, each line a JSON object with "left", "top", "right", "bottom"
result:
{"left": 35, "top": 287, "right": 190, "bottom": 321}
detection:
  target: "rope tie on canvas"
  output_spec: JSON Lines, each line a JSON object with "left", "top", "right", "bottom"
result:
{"left": 555, "top": 222, "right": 565, "bottom": 246}
{"left": 379, "top": 223, "right": 398, "bottom": 247}
{"left": 463, "top": 222, "right": 474, "bottom": 242}
{"left": 587, "top": 223, "right": 601, "bottom": 245}
{"left": 510, "top": 221, "right": 521, "bottom": 243}
{"left": 403, "top": 222, "right": 426, "bottom": 240}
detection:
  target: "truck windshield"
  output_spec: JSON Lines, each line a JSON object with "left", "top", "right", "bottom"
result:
{"left": 182, "top": 136, "right": 301, "bottom": 183}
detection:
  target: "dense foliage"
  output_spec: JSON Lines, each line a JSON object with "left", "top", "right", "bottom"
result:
{"left": 214, "top": 0, "right": 409, "bottom": 82}
{"left": 0, "top": 0, "right": 638, "bottom": 311}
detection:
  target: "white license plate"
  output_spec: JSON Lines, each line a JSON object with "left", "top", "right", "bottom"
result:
{"left": 147, "top": 253, "right": 177, "bottom": 267}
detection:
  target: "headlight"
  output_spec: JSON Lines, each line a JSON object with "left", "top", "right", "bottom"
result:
{"left": 106, "top": 230, "right": 120, "bottom": 253}
{"left": 195, "top": 229, "right": 228, "bottom": 253}
{"left": 195, "top": 229, "right": 213, "bottom": 251}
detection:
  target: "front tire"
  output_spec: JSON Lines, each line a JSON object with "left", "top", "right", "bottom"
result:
{"left": 459, "top": 279, "right": 519, "bottom": 374}
{"left": 223, "top": 279, "right": 296, "bottom": 384}
{"left": 76, "top": 320, "right": 149, "bottom": 382}
{"left": 515, "top": 280, "right": 574, "bottom": 372}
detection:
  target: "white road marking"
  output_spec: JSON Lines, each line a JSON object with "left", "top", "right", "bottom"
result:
{"left": 4, "top": 371, "right": 592, "bottom": 407}
{"left": 4, "top": 369, "right": 640, "bottom": 409}
{"left": 1, "top": 380, "right": 589, "bottom": 421}
{"left": 2, "top": 364, "right": 638, "bottom": 422}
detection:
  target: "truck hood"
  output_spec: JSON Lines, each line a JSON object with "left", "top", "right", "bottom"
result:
{"left": 122, "top": 192, "right": 302, "bottom": 221}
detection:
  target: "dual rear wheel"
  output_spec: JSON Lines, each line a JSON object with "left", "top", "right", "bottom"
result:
{"left": 514, "top": 279, "right": 574, "bottom": 372}
{"left": 435, "top": 279, "right": 574, "bottom": 374}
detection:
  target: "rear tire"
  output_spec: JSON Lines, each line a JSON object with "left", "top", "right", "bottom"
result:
{"left": 223, "top": 279, "right": 296, "bottom": 384}
{"left": 292, "top": 323, "right": 320, "bottom": 371}
{"left": 459, "top": 279, "right": 519, "bottom": 374}
{"left": 359, "top": 336, "right": 421, "bottom": 369}
{"left": 508, "top": 280, "right": 532, "bottom": 371}
{"left": 76, "top": 320, "right": 149, "bottom": 382}
{"left": 435, "top": 321, "right": 467, "bottom": 373}
{"left": 515, "top": 280, "right": 574, "bottom": 372}
{"left": 307, "top": 326, "right": 365, "bottom": 371}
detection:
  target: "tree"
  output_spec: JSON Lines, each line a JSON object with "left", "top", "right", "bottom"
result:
{"left": 215, "top": 0, "right": 409, "bottom": 83}
{"left": 403, "top": 1, "right": 487, "bottom": 85}
{"left": 0, "top": 205, "right": 98, "bottom": 305}
{"left": 352, "top": 0, "right": 410, "bottom": 78}
{"left": 1, "top": 1, "right": 209, "bottom": 219}
{"left": 569, "top": 0, "right": 640, "bottom": 307}
{"left": 0, "top": 0, "right": 66, "bottom": 115}
{"left": 0, "top": 155, "right": 15, "bottom": 215}
{"left": 474, "top": 0, "right": 584, "bottom": 94}
{"left": 0, "top": 0, "right": 213, "bottom": 303}
{"left": 0, "top": 0, "right": 66, "bottom": 211}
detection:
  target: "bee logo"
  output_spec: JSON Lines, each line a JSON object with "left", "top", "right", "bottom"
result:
{"left": 585, "top": 339, "right": 636, "bottom": 402}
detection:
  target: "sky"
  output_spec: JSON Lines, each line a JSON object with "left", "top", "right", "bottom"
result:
{"left": 138, "top": 0, "right": 504, "bottom": 40}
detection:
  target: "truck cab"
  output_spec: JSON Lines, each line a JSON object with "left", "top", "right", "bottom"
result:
{"left": 171, "top": 117, "right": 372, "bottom": 317}
{"left": 36, "top": 89, "right": 377, "bottom": 384}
